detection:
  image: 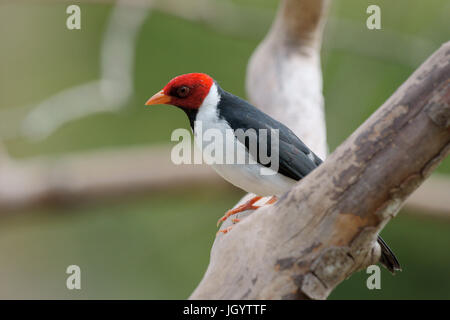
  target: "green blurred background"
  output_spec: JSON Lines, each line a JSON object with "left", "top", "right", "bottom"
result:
{"left": 0, "top": 0, "right": 449, "bottom": 299}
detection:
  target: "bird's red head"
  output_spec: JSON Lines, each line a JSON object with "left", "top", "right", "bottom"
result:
{"left": 145, "top": 73, "right": 214, "bottom": 109}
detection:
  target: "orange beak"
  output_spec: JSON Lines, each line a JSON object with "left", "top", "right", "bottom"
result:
{"left": 145, "top": 90, "right": 172, "bottom": 106}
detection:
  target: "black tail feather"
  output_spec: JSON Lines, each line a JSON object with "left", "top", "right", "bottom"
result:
{"left": 377, "top": 235, "right": 402, "bottom": 274}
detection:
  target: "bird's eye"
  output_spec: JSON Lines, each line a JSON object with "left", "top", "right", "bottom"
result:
{"left": 176, "top": 86, "right": 190, "bottom": 98}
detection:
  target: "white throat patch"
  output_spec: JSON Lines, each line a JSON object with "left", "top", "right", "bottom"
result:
{"left": 198, "top": 82, "right": 220, "bottom": 116}
{"left": 194, "top": 83, "right": 221, "bottom": 134}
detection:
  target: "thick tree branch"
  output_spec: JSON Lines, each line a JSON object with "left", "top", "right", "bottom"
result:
{"left": 190, "top": 42, "right": 450, "bottom": 300}
{"left": 247, "top": 0, "right": 330, "bottom": 158}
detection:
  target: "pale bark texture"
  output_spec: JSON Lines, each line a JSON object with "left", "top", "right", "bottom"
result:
{"left": 190, "top": 0, "right": 450, "bottom": 299}
{"left": 247, "top": 0, "right": 329, "bottom": 158}
{"left": 190, "top": 40, "right": 450, "bottom": 300}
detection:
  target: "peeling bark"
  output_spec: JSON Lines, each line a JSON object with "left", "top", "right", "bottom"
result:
{"left": 190, "top": 42, "right": 450, "bottom": 300}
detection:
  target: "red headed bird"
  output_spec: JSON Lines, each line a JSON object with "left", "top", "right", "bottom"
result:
{"left": 145, "top": 73, "right": 401, "bottom": 274}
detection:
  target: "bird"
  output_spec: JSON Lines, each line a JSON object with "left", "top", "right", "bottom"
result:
{"left": 145, "top": 72, "right": 401, "bottom": 274}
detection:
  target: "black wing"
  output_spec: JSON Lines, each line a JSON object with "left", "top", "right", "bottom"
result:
{"left": 217, "top": 87, "right": 322, "bottom": 181}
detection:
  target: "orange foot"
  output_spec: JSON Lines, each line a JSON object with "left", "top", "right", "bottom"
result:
{"left": 216, "top": 226, "right": 234, "bottom": 235}
{"left": 216, "top": 196, "right": 262, "bottom": 227}
{"left": 265, "top": 195, "right": 278, "bottom": 205}
{"left": 216, "top": 196, "right": 278, "bottom": 235}
{"left": 216, "top": 219, "right": 241, "bottom": 235}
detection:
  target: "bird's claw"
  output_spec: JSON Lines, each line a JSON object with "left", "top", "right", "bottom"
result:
{"left": 216, "top": 196, "right": 278, "bottom": 236}
{"left": 216, "top": 205, "right": 259, "bottom": 227}
{"left": 216, "top": 196, "right": 263, "bottom": 227}
{"left": 216, "top": 226, "right": 234, "bottom": 235}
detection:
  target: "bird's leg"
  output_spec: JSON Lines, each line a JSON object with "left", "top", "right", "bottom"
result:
{"left": 216, "top": 196, "right": 278, "bottom": 235}
{"left": 217, "top": 196, "right": 262, "bottom": 227}
{"left": 265, "top": 195, "right": 277, "bottom": 205}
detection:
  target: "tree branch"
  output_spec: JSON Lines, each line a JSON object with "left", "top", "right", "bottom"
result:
{"left": 0, "top": 146, "right": 222, "bottom": 212}
{"left": 190, "top": 42, "right": 450, "bottom": 300}
{"left": 247, "top": 0, "right": 330, "bottom": 158}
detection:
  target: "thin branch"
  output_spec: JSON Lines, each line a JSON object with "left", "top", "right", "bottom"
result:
{"left": 0, "top": 146, "right": 222, "bottom": 212}
{"left": 21, "top": 0, "right": 151, "bottom": 140}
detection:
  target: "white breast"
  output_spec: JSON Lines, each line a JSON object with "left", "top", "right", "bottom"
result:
{"left": 194, "top": 83, "right": 296, "bottom": 197}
